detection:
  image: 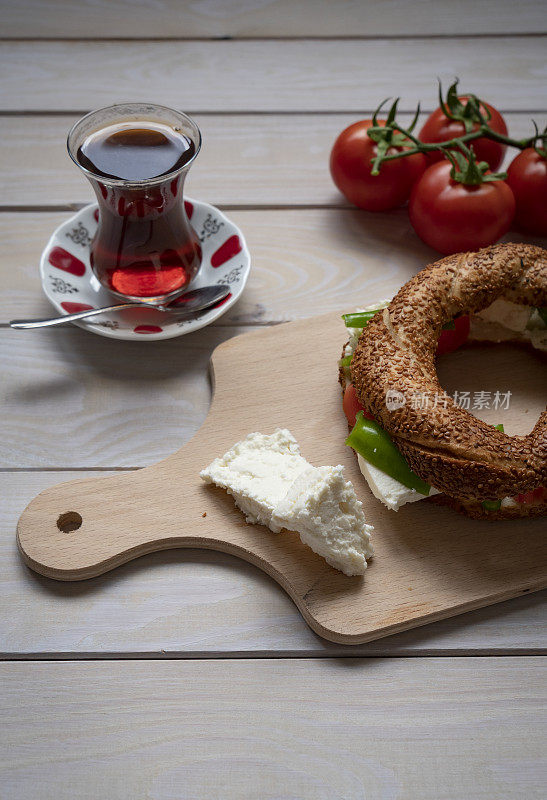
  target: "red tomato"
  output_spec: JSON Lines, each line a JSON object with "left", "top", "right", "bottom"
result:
{"left": 343, "top": 384, "right": 374, "bottom": 427}
{"left": 515, "top": 487, "right": 546, "bottom": 504}
{"left": 506, "top": 148, "right": 547, "bottom": 236}
{"left": 419, "top": 96, "right": 508, "bottom": 170}
{"left": 436, "top": 315, "right": 470, "bottom": 356}
{"left": 408, "top": 161, "right": 515, "bottom": 255}
{"left": 330, "top": 120, "right": 426, "bottom": 211}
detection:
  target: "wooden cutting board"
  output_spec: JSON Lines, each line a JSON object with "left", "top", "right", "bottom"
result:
{"left": 17, "top": 312, "right": 547, "bottom": 644}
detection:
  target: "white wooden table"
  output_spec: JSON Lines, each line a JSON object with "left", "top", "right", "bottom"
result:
{"left": 1, "top": 2, "right": 546, "bottom": 797}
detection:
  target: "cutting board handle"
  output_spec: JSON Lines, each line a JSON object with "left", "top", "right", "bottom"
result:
{"left": 16, "top": 330, "right": 243, "bottom": 581}
{"left": 16, "top": 450, "right": 338, "bottom": 645}
{"left": 17, "top": 466, "right": 187, "bottom": 580}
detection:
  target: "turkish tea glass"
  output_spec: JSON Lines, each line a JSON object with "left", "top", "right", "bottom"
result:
{"left": 67, "top": 103, "right": 202, "bottom": 304}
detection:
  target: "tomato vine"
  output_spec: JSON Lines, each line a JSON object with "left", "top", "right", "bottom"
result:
{"left": 367, "top": 79, "right": 546, "bottom": 177}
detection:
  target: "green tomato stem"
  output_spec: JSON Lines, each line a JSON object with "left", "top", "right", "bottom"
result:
{"left": 373, "top": 125, "right": 537, "bottom": 170}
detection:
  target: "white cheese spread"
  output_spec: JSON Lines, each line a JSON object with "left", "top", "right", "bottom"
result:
{"left": 200, "top": 429, "right": 373, "bottom": 576}
{"left": 272, "top": 464, "right": 373, "bottom": 575}
{"left": 200, "top": 429, "right": 309, "bottom": 532}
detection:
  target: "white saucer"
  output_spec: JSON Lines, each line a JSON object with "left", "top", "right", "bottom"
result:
{"left": 40, "top": 199, "right": 251, "bottom": 341}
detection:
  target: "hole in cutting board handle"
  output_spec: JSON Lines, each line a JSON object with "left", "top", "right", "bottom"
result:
{"left": 57, "top": 511, "right": 83, "bottom": 533}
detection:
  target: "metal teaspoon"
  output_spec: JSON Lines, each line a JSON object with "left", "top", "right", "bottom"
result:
{"left": 10, "top": 285, "right": 231, "bottom": 329}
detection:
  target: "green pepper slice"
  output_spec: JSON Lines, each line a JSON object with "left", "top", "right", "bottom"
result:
{"left": 346, "top": 412, "right": 431, "bottom": 495}
{"left": 482, "top": 499, "right": 502, "bottom": 511}
{"left": 342, "top": 310, "right": 381, "bottom": 328}
{"left": 538, "top": 307, "right": 547, "bottom": 327}
{"left": 338, "top": 354, "right": 352, "bottom": 381}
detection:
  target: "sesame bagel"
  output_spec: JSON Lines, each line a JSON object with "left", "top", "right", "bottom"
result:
{"left": 350, "top": 243, "right": 547, "bottom": 519}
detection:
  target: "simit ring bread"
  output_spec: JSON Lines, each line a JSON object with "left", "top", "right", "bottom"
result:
{"left": 348, "top": 243, "right": 547, "bottom": 519}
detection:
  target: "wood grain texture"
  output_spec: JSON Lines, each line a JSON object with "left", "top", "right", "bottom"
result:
{"left": 16, "top": 314, "right": 547, "bottom": 644}
{"left": 2, "top": 210, "right": 545, "bottom": 327}
{"left": 1, "top": 38, "right": 545, "bottom": 112}
{"left": 1, "top": 113, "right": 544, "bottom": 209}
{"left": 3, "top": 0, "right": 546, "bottom": 38}
{"left": 3, "top": 472, "right": 546, "bottom": 656}
{"left": 0, "top": 207, "right": 447, "bottom": 325}
{"left": 2, "top": 303, "right": 545, "bottom": 470}
{"left": 0, "top": 324, "right": 253, "bottom": 468}
{"left": 1, "top": 658, "right": 546, "bottom": 800}
{"left": 0, "top": 205, "right": 446, "bottom": 469}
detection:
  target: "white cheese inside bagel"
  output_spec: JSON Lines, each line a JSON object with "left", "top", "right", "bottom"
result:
{"left": 470, "top": 298, "right": 547, "bottom": 351}
{"left": 357, "top": 454, "right": 440, "bottom": 511}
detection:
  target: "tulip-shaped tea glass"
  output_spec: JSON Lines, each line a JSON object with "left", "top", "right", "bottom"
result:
{"left": 68, "top": 103, "right": 202, "bottom": 304}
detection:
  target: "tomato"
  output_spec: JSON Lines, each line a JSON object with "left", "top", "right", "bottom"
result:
{"left": 419, "top": 96, "right": 508, "bottom": 170}
{"left": 506, "top": 148, "right": 547, "bottom": 236}
{"left": 343, "top": 384, "right": 374, "bottom": 427}
{"left": 436, "top": 315, "right": 470, "bottom": 356}
{"left": 515, "top": 487, "right": 547, "bottom": 504}
{"left": 330, "top": 120, "right": 426, "bottom": 211}
{"left": 408, "top": 161, "right": 515, "bottom": 255}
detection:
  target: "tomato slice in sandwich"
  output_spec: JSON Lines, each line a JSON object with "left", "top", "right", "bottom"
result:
{"left": 343, "top": 383, "right": 374, "bottom": 427}
{"left": 515, "top": 486, "right": 546, "bottom": 504}
{"left": 436, "top": 315, "right": 470, "bottom": 356}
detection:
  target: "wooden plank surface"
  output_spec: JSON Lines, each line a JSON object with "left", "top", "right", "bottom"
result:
{"left": 6, "top": 280, "right": 547, "bottom": 468}
{"left": 0, "top": 208, "right": 437, "bottom": 324}
{"left": 3, "top": 472, "right": 546, "bottom": 656}
{"left": 2, "top": 263, "right": 546, "bottom": 470}
{"left": 0, "top": 6, "right": 545, "bottom": 794}
{"left": 1, "top": 113, "right": 544, "bottom": 209}
{"left": 2, "top": 211, "right": 545, "bottom": 327}
{"left": 1, "top": 38, "right": 545, "bottom": 112}
{"left": 0, "top": 324, "right": 252, "bottom": 468}
{"left": 1, "top": 658, "right": 545, "bottom": 799}
{"left": 3, "top": 0, "right": 546, "bottom": 38}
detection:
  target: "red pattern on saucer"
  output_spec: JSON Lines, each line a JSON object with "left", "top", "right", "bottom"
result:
{"left": 134, "top": 325, "right": 164, "bottom": 334}
{"left": 211, "top": 235, "right": 242, "bottom": 267}
{"left": 61, "top": 302, "right": 95, "bottom": 313}
{"left": 49, "top": 247, "right": 87, "bottom": 277}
